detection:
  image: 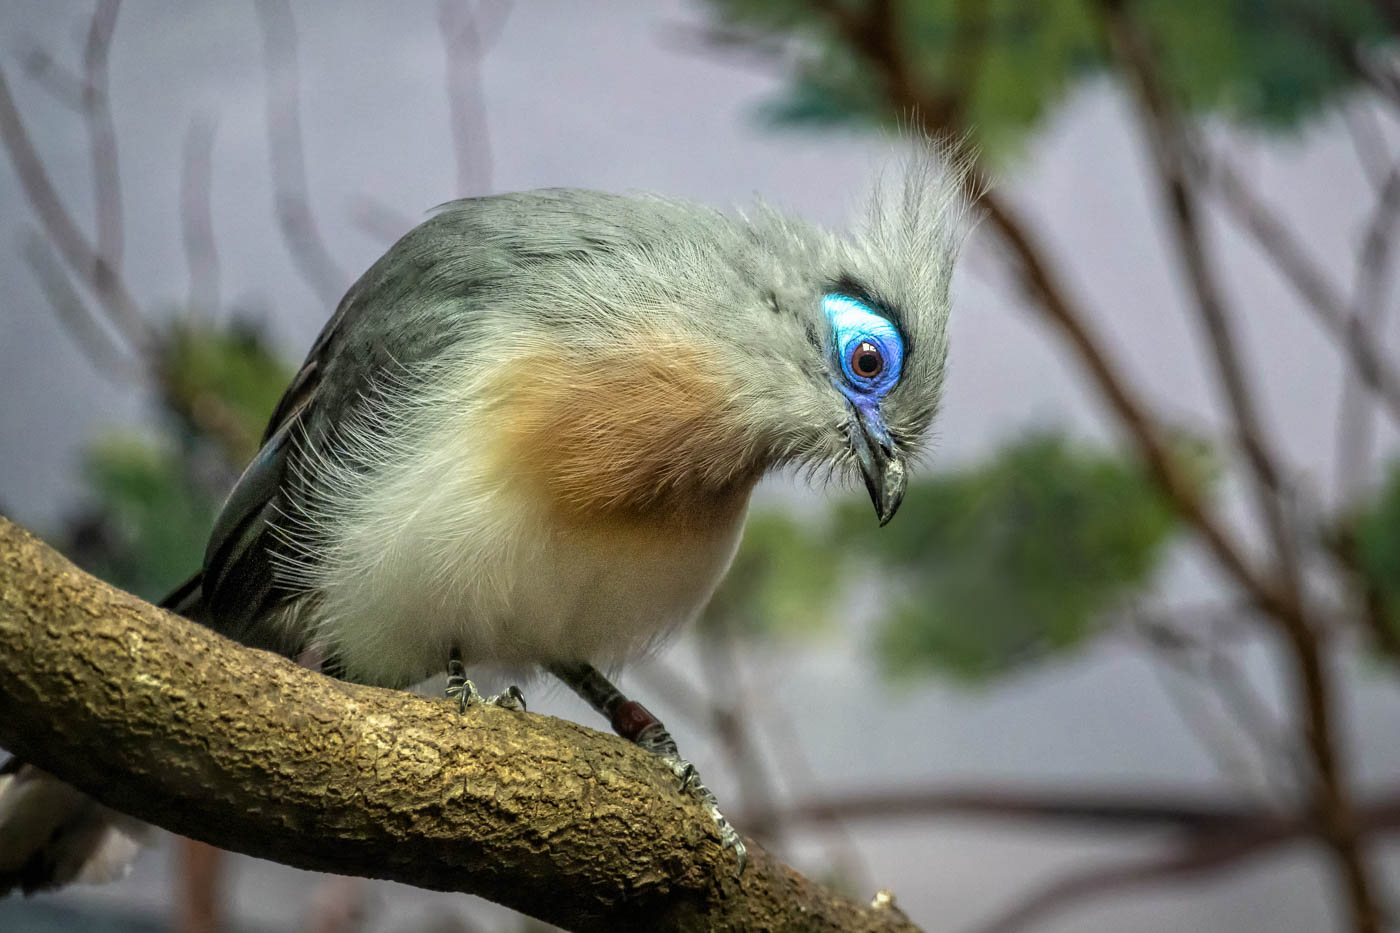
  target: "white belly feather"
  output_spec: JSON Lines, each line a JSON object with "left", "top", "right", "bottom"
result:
{"left": 279, "top": 400, "right": 750, "bottom": 687}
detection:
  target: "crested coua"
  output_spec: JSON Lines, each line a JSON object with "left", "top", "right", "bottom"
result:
{"left": 1, "top": 152, "right": 963, "bottom": 891}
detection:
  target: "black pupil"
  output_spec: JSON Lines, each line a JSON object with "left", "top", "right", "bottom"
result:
{"left": 853, "top": 341, "right": 883, "bottom": 377}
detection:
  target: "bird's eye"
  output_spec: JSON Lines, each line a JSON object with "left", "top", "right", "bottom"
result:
{"left": 822, "top": 293, "right": 903, "bottom": 396}
{"left": 849, "top": 340, "right": 884, "bottom": 379}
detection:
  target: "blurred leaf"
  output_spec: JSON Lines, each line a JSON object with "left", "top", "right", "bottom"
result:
{"left": 159, "top": 318, "right": 296, "bottom": 463}
{"left": 1136, "top": 0, "right": 1385, "bottom": 129}
{"left": 1352, "top": 461, "right": 1400, "bottom": 646}
{"left": 701, "top": 509, "right": 845, "bottom": 639}
{"left": 61, "top": 317, "right": 293, "bottom": 603}
{"left": 842, "top": 433, "right": 1180, "bottom": 681}
{"left": 703, "top": 0, "right": 1388, "bottom": 157}
{"left": 67, "top": 435, "right": 219, "bottom": 602}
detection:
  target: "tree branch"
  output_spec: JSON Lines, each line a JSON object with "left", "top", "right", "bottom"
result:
{"left": 1100, "top": 5, "right": 1383, "bottom": 930}
{"left": 0, "top": 515, "right": 920, "bottom": 933}
{"left": 180, "top": 115, "right": 220, "bottom": 315}
{"left": 253, "top": 0, "right": 347, "bottom": 307}
{"left": 0, "top": 64, "right": 149, "bottom": 352}
{"left": 810, "top": 1, "right": 1294, "bottom": 628}
{"left": 1101, "top": 0, "right": 1303, "bottom": 596}
{"left": 82, "top": 0, "right": 124, "bottom": 282}
{"left": 437, "top": 0, "right": 511, "bottom": 197}
{"left": 1202, "top": 150, "right": 1400, "bottom": 431}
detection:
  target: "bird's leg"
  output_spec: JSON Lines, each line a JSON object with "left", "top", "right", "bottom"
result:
{"left": 546, "top": 660, "right": 746, "bottom": 871}
{"left": 446, "top": 648, "right": 527, "bottom": 712}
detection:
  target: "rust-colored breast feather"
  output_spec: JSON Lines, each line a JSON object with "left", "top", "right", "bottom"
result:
{"left": 492, "top": 335, "right": 759, "bottom": 520}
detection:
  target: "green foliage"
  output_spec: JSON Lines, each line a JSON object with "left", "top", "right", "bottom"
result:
{"left": 1353, "top": 462, "right": 1400, "bottom": 645}
{"left": 62, "top": 318, "right": 293, "bottom": 602}
{"left": 702, "top": 433, "right": 1182, "bottom": 682}
{"left": 704, "top": 0, "right": 1388, "bottom": 156}
{"left": 1136, "top": 0, "right": 1384, "bottom": 128}
{"left": 701, "top": 509, "right": 846, "bottom": 638}
{"left": 842, "top": 433, "right": 1178, "bottom": 681}
{"left": 69, "top": 436, "right": 218, "bottom": 602}
{"left": 159, "top": 319, "right": 296, "bottom": 462}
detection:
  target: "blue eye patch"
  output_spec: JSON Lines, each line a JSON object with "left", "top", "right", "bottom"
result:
{"left": 822, "top": 293, "right": 904, "bottom": 398}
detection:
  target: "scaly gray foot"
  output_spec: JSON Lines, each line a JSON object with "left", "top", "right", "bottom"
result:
{"left": 635, "top": 722, "right": 747, "bottom": 873}
{"left": 446, "top": 656, "right": 527, "bottom": 712}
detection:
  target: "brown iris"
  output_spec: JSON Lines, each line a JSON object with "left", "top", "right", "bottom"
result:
{"left": 849, "top": 340, "right": 884, "bottom": 380}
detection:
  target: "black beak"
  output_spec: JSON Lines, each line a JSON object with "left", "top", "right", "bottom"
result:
{"left": 850, "top": 408, "right": 907, "bottom": 526}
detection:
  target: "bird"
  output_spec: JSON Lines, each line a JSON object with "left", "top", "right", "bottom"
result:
{"left": 1, "top": 149, "right": 963, "bottom": 893}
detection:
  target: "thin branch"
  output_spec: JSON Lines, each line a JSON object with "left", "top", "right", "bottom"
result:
{"left": 963, "top": 795, "right": 1400, "bottom": 933}
{"left": 19, "top": 47, "right": 85, "bottom": 111}
{"left": 1147, "top": 642, "right": 1287, "bottom": 801}
{"left": 1101, "top": 4, "right": 1383, "bottom": 930}
{"left": 0, "top": 516, "right": 920, "bottom": 933}
{"left": 756, "top": 785, "right": 1281, "bottom": 834}
{"left": 1203, "top": 151, "right": 1400, "bottom": 429}
{"left": 809, "top": 0, "right": 1294, "bottom": 628}
{"left": 1342, "top": 98, "right": 1392, "bottom": 193}
{"left": 20, "top": 229, "right": 142, "bottom": 383}
{"left": 745, "top": 659, "right": 875, "bottom": 893}
{"left": 697, "top": 623, "right": 784, "bottom": 847}
{"left": 82, "top": 0, "right": 124, "bottom": 278}
{"left": 180, "top": 115, "right": 220, "bottom": 314}
{"left": 1336, "top": 161, "right": 1400, "bottom": 507}
{"left": 0, "top": 64, "right": 149, "bottom": 351}
{"left": 1102, "top": 0, "right": 1303, "bottom": 605}
{"left": 348, "top": 193, "right": 417, "bottom": 245}
{"left": 437, "top": 0, "right": 511, "bottom": 197}
{"left": 253, "top": 0, "right": 347, "bottom": 307}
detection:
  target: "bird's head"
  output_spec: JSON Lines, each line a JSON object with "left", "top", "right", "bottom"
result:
{"left": 678, "top": 150, "right": 965, "bottom": 525}
{"left": 453, "top": 148, "right": 964, "bottom": 522}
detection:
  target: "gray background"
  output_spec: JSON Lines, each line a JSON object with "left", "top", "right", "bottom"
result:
{"left": 2, "top": 2, "right": 1398, "bottom": 931}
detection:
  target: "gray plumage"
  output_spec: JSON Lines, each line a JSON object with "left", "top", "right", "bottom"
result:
{"left": 2, "top": 148, "right": 965, "bottom": 889}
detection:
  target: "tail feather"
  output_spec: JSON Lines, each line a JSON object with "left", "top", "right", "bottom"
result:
{"left": 0, "top": 761, "right": 149, "bottom": 896}
{"left": 160, "top": 570, "right": 205, "bottom": 615}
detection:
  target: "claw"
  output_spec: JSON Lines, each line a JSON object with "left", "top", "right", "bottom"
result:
{"left": 445, "top": 674, "right": 480, "bottom": 712}
{"left": 487, "top": 685, "right": 527, "bottom": 712}
{"left": 652, "top": 749, "right": 747, "bottom": 873}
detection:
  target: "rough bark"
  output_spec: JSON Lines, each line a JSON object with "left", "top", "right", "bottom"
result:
{"left": 0, "top": 516, "right": 919, "bottom": 932}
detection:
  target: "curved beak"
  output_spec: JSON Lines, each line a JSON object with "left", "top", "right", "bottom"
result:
{"left": 849, "top": 406, "right": 907, "bottom": 526}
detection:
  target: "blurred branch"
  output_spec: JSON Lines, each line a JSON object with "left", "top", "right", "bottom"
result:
{"left": 174, "top": 838, "right": 226, "bottom": 933}
{"left": 697, "top": 622, "right": 785, "bottom": 846}
{"left": 82, "top": 0, "right": 124, "bottom": 280}
{"left": 348, "top": 193, "right": 417, "bottom": 245}
{"left": 752, "top": 784, "right": 1397, "bottom": 834}
{"left": 1102, "top": 0, "right": 1302, "bottom": 591}
{"left": 20, "top": 229, "right": 142, "bottom": 383}
{"left": 1101, "top": 4, "right": 1382, "bottom": 931}
{"left": 180, "top": 115, "right": 221, "bottom": 314}
{"left": 663, "top": 22, "right": 804, "bottom": 78}
{"left": 1342, "top": 99, "right": 1392, "bottom": 193}
{"left": 1202, "top": 151, "right": 1400, "bottom": 430}
{"left": 809, "top": 0, "right": 1292, "bottom": 630}
{"left": 19, "top": 47, "right": 85, "bottom": 111}
{"left": 1336, "top": 161, "right": 1400, "bottom": 507}
{"left": 1136, "top": 612, "right": 1299, "bottom": 801}
{"left": 964, "top": 791, "right": 1400, "bottom": 933}
{"left": 437, "top": 0, "right": 511, "bottom": 197}
{"left": 0, "top": 64, "right": 150, "bottom": 351}
{"left": 0, "top": 516, "right": 919, "bottom": 933}
{"left": 254, "top": 0, "right": 347, "bottom": 307}
{"left": 1303, "top": 5, "right": 1400, "bottom": 112}
{"left": 1097, "top": 3, "right": 1383, "bottom": 924}
{"left": 1369, "top": 0, "right": 1400, "bottom": 34}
